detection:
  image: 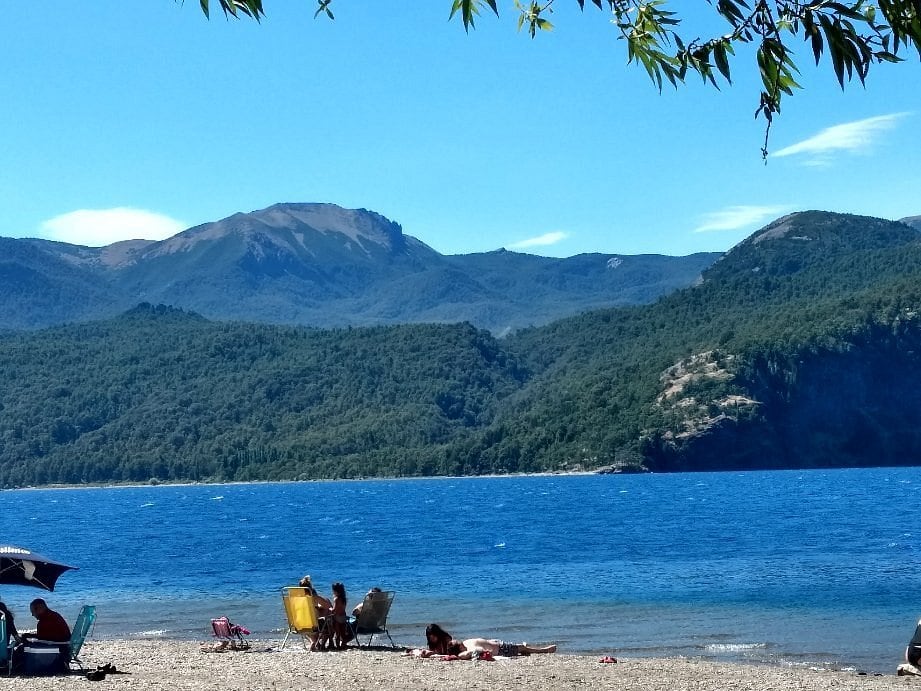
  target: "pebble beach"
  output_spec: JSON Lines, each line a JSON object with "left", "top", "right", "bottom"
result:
{"left": 4, "top": 640, "right": 918, "bottom": 690}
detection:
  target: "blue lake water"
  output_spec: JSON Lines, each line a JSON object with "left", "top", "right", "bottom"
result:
{"left": 1, "top": 468, "right": 919, "bottom": 672}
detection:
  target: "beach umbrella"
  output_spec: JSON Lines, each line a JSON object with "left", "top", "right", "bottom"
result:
{"left": 0, "top": 545, "right": 77, "bottom": 591}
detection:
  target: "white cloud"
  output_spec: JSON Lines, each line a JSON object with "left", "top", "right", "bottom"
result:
{"left": 772, "top": 112, "right": 909, "bottom": 162}
{"left": 694, "top": 205, "right": 791, "bottom": 233}
{"left": 508, "top": 231, "right": 569, "bottom": 249}
{"left": 39, "top": 208, "right": 186, "bottom": 247}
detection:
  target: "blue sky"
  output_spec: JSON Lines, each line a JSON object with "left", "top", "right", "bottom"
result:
{"left": 3, "top": 2, "right": 919, "bottom": 256}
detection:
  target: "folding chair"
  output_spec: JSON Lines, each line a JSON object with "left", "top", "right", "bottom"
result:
{"left": 211, "top": 616, "right": 251, "bottom": 650}
{"left": 69, "top": 605, "right": 97, "bottom": 669}
{"left": 348, "top": 590, "right": 396, "bottom": 649}
{"left": 0, "top": 612, "right": 10, "bottom": 675}
{"left": 281, "top": 586, "right": 328, "bottom": 650}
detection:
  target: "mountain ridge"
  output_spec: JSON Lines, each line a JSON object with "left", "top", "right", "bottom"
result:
{"left": 1, "top": 202, "right": 718, "bottom": 333}
{"left": 2, "top": 209, "right": 921, "bottom": 484}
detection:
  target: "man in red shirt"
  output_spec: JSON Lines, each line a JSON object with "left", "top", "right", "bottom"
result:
{"left": 26, "top": 598, "right": 71, "bottom": 643}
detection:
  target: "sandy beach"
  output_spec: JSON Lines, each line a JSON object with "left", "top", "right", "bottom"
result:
{"left": 3, "top": 639, "right": 917, "bottom": 690}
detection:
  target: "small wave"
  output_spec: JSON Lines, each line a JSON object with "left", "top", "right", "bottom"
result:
{"left": 134, "top": 629, "right": 169, "bottom": 637}
{"left": 211, "top": 496, "right": 224, "bottom": 501}
{"left": 495, "top": 542, "right": 506, "bottom": 548}
{"left": 705, "top": 642, "right": 767, "bottom": 652}
{"left": 140, "top": 502, "right": 155, "bottom": 508}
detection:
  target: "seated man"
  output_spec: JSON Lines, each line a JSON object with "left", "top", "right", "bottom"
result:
{"left": 23, "top": 599, "right": 71, "bottom": 643}
{"left": 12, "top": 599, "right": 71, "bottom": 675}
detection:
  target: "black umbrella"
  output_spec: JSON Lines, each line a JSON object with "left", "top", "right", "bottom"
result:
{"left": 0, "top": 546, "right": 77, "bottom": 591}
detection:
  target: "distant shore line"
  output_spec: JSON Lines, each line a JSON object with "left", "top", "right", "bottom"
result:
{"left": 7, "top": 469, "right": 605, "bottom": 492}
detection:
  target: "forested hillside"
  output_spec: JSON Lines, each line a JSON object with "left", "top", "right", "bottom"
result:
{"left": 491, "top": 212, "right": 921, "bottom": 471}
{"left": 0, "top": 305, "right": 523, "bottom": 486}
{"left": 2, "top": 211, "right": 920, "bottom": 486}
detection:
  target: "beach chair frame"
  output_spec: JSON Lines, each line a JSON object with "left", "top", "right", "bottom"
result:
{"left": 69, "top": 605, "right": 97, "bottom": 670}
{"left": 281, "top": 586, "right": 329, "bottom": 650}
{"left": 0, "top": 612, "right": 9, "bottom": 675}
{"left": 348, "top": 591, "right": 396, "bottom": 649}
{"left": 211, "top": 616, "right": 250, "bottom": 650}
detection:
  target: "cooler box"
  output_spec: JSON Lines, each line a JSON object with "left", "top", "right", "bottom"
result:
{"left": 21, "top": 642, "right": 68, "bottom": 676}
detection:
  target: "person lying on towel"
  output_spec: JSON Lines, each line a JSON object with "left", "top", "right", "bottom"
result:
{"left": 448, "top": 638, "right": 557, "bottom": 658}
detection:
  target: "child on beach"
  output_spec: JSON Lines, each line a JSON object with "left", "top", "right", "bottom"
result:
{"left": 328, "top": 582, "right": 349, "bottom": 650}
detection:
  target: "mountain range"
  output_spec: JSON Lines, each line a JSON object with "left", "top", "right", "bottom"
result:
{"left": 0, "top": 203, "right": 719, "bottom": 334}
{"left": 2, "top": 208, "right": 921, "bottom": 485}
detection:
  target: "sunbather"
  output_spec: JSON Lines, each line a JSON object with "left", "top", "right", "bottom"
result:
{"left": 298, "top": 575, "right": 333, "bottom": 651}
{"left": 450, "top": 638, "right": 557, "bottom": 658}
{"left": 424, "top": 623, "right": 454, "bottom": 654}
{"left": 421, "top": 624, "right": 556, "bottom": 658}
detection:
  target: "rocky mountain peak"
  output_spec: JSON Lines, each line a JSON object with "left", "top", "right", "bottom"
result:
{"left": 143, "top": 202, "right": 406, "bottom": 261}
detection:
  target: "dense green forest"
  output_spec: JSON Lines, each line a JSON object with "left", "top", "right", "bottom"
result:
{"left": 0, "top": 306, "right": 526, "bottom": 485}
{"left": 2, "top": 211, "right": 920, "bottom": 487}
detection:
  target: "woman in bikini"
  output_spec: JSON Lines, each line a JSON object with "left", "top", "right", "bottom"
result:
{"left": 328, "top": 582, "right": 349, "bottom": 650}
{"left": 454, "top": 638, "right": 557, "bottom": 657}
{"left": 424, "top": 623, "right": 454, "bottom": 654}
{"left": 420, "top": 623, "right": 556, "bottom": 658}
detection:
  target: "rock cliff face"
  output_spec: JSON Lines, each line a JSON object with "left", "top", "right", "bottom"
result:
{"left": 627, "top": 211, "right": 921, "bottom": 472}
{"left": 645, "top": 315, "right": 921, "bottom": 472}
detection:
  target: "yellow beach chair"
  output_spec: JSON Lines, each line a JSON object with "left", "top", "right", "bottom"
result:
{"left": 281, "top": 587, "right": 326, "bottom": 650}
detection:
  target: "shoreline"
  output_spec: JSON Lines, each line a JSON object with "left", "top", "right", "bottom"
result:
{"left": 8, "top": 470, "right": 600, "bottom": 492}
{"left": 6, "top": 639, "right": 912, "bottom": 690}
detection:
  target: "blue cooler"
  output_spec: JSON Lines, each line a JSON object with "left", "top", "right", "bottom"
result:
{"left": 20, "top": 642, "right": 69, "bottom": 676}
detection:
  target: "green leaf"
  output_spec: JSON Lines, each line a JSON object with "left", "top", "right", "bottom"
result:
{"left": 449, "top": 0, "right": 499, "bottom": 32}
{"left": 714, "top": 41, "right": 732, "bottom": 82}
{"left": 314, "top": 0, "right": 335, "bottom": 20}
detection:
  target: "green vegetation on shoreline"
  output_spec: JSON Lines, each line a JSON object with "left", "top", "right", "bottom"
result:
{"left": 2, "top": 211, "right": 921, "bottom": 487}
